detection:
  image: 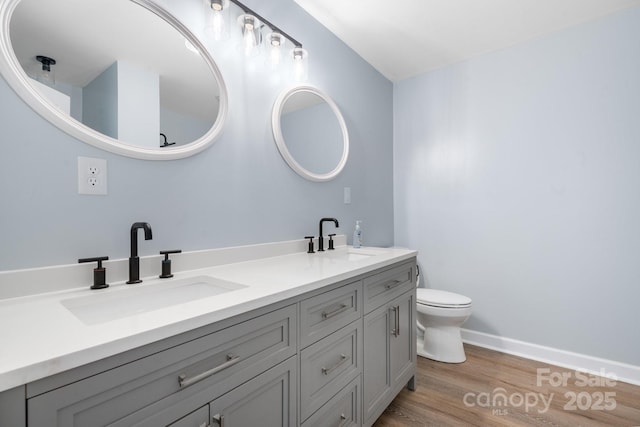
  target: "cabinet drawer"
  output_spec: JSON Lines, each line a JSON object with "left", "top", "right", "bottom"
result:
{"left": 28, "top": 305, "right": 297, "bottom": 427}
{"left": 364, "top": 261, "right": 414, "bottom": 313}
{"left": 299, "top": 280, "right": 361, "bottom": 348}
{"left": 300, "top": 321, "right": 361, "bottom": 422}
{"left": 168, "top": 405, "right": 209, "bottom": 427}
{"left": 302, "top": 376, "right": 360, "bottom": 427}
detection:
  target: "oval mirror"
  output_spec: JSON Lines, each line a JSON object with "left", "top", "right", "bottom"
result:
{"left": 272, "top": 86, "right": 349, "bottom": 182}
{"left": 0, "top": 0, "right": 228, "bottom": 160}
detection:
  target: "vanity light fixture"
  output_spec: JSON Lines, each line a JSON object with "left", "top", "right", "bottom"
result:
{"left": 206, "top": 0, "right": 307, "bottom": 79}
{"left": 35, "top": 55, "right": 56, "bottom": 85}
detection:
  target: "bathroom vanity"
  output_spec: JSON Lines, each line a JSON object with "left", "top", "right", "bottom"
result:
{"left": 0, "top": 240, "right": 416, "bottom": 426}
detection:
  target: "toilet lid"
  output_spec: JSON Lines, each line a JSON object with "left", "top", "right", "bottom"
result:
{"left": 417, "top": 289, "right": 472, "bottom": 308}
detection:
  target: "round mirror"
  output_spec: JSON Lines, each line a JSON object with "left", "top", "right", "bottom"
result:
{"left": 272, "top": 86, "right": 349, "bottom": 182}
{"left": 0, "top": 0, "right": 228, "bottom": 160}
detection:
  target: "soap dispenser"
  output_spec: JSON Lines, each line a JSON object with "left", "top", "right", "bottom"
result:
{"left": 353, "top": 221, "right": 362, "bottom": 248}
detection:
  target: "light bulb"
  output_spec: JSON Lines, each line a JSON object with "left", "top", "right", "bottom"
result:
{"left": 238, "top": 14, "right": 260, "bottom": 57}
{"left": 267, "top": 33, "right": 284, "bottom": 69}
{"left": 292, "top": 47, "right": 308, "bottom": 81}
{"left": 211, "top": 10, "right": 226, "bottom": 40}
{"left": 204, "top": 0, "right": 229, "bottom": 40}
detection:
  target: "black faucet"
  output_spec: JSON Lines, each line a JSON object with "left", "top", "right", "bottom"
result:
{"left": 318, "top": 218, "right": 339, "bottom": 251}
{"left": 127, "top": 222, "right": 153, "bottom": 284}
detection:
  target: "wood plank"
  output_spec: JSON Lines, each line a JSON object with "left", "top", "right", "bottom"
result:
{"left": 374, "top": 344, "right": 640, "bottom": 426}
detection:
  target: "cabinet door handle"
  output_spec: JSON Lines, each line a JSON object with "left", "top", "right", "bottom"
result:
{"left": 321, "top": 353, "right": 349, "bottom": 376}
{"left": 178, "top": 354, "right": 241, "bottom": 388}
{"left": 338, "top": 413, "right": 348, "bottom": 427}
{"left": 390, "top": 306, "right": 400, "bottom": 337}
{"left": 212, "top": 414, "right": 224, "bottom": 427}
{"left": 384, "top": 279, "right": 402, "bottom": 290}
{"left": 322, "top": 303, "right": 349, "bottom": 319}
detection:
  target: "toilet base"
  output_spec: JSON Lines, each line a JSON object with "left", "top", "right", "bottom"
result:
{"left": 417, "top": 326, "right": 466, "bottom": 363}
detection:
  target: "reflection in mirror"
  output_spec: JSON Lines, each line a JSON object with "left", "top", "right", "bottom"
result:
{"left": 272, "top": 86, "right": 349, "bottom": 182}
{"left": 0, "top": 0, "right": 228, "bottom": 159}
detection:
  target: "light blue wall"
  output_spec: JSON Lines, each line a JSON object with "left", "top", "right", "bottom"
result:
{"left": 83, "top": 61, "right": 118, "bottom": 139}
{"left": 0, "top": 0, "right": 394, "bottom": 271}
{"left": 394, "top": 7, "right": 640, "bottom": 365}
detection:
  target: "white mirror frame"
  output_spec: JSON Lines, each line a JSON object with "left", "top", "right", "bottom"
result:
{"left": 272, "top": 85, "right": 349, "bottom": 182}
{"left": 0, "top": 0, "right": 228, "bottom": 160}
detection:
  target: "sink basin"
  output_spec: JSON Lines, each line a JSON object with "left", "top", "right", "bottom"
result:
{"left": 323, "top": 248, "right": 378, "bottom": 262}
{"left": 61, "top": 275, "right": 247, "bottom": 325}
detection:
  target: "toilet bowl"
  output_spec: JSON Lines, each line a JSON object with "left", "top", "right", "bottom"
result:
{"left": 416, "top": 288, "right": 472, "bottom": 363}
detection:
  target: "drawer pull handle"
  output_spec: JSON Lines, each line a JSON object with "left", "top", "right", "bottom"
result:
{"left": 179, "top": 354, "right": 241, "bottom": 388}
{"left": 321, "top": 353, "right": 349, "bottom": 376}
{"left": 322, "top": 303, "right": 349, "bottom": 319}
{"left": 338, "top": 413, "right": 348, "bottom": 427}
{"left": 212, "top": 414, "right": 224, "bottom": 427}
{"left": 384, "top": 279, "right": 403, "bottom": 290}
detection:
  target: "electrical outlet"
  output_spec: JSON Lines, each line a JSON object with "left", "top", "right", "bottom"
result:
{"left": 78, "top": 157, "right": 107, "bottom": 195}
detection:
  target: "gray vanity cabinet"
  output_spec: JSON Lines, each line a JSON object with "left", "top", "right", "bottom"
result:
{"left": 362, "top": 262, "right": 416, "bottom": 427}
{"left": 0, "top": 256, "right": 417, "bottom": 427}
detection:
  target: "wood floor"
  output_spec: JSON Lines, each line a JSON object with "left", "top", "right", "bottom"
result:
{"left": 373, "top": 344, "right": 640, "bottom": 427}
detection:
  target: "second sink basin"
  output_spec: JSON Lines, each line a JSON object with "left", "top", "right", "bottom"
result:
{"left": 322, "top": 248, "right": 378, "bottom": 262}
{"left": 61, "top": 275, "right": 247, "bottom": 325}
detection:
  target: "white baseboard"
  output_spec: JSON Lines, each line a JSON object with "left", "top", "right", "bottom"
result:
{"left": 461, "top": 329, "right": 640, "bottom": 386}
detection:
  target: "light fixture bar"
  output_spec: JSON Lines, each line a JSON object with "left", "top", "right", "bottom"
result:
{"left": 227, "top": 0, "right": 302, "bottom": 48}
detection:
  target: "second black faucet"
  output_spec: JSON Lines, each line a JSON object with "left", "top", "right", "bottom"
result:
{"left": 127, "top": 222, "right": 153, "bottom": 284}
{"left": 318, "top": 218, "right": 339, "bottom": 251}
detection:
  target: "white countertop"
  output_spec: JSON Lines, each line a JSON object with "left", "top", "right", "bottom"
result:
{"left": 0, "top": 243, "right": 416, "bottom": 392}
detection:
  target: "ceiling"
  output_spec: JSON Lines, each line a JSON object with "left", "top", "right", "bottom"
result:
{"left": 294, "top": 0, "right": 640, "bottom": 81}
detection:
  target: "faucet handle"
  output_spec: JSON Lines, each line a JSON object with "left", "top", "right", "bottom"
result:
{"left": 304, "top": 236, "right": 315, "bottom": 254}
{"left": 78, "top": 256, "right": 109, "bottom": 290}
{"left": 328, "top": 234, "right": 336, "bottom": 250}
{"left": 159, "top": 249, "right": 182, "bottom": 279}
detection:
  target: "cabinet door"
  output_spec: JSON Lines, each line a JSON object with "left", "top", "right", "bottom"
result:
{"left": 208, "top": 357, "right": 297, "bottom": 427}
{"left": 363, "top": 290, "right": 416, "bottom": 426}
{"left": 363, "top": 302, "right": 391, "bottom": 422}
{"left": 390, "top": 291, "right": 415, "bottom": 387}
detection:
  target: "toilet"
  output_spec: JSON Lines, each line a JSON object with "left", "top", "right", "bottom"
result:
{"left": 416, "top": 288, "right": 472, "bottom": 363}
